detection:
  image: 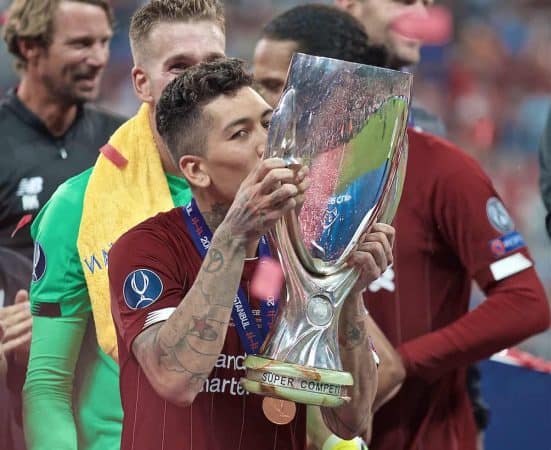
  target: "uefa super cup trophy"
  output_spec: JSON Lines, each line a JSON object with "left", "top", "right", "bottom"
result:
{"left": 241, "top": 54, "right": 412, "bottom": 413}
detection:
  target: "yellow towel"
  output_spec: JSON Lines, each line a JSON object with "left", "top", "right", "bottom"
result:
{"left": 77, "top": 104, "right": 173, "bottom": 360}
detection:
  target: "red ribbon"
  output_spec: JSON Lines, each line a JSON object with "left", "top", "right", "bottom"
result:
{"left": 100, "top": 144, "right": 128, "bottom": 169}
{"left": 11, "top": 214, "right": 33, "bottom": 238}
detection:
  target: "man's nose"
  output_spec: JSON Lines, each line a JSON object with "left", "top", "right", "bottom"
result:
{"left": 86, "top": 41, "right": 110, "bottom": 68}
{"left": 409, "top": 0, "right": 429, "bottom": 16}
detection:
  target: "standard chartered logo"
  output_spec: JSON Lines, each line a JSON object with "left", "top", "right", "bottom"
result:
{"left": 202, "top": 353, "right": 248, "bottom": 395}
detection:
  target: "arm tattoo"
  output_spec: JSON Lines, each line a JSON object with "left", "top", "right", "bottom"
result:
{"left": 204, "top": 248, "right": 224, "bottom": 273}
{"left": 202, "top": 202, "right": 230, "bottom": 232}
{"left": 339, "top": 321, "right": 366, "bottom": 350}
{"left": 189, "top": 315, "right": 218, "bottom": 341}
{"left": 132, "top": 227, "right": 246, "bottom": 399}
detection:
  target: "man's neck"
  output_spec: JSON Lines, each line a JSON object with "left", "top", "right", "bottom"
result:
{"left": 195, "top": 195, "right": 230, "bottom": 233}
{"left": 149, "top": 109, "right": 180, "bottom": 175}
{"left": 17, "top": 76, "right": 78, "bottom": 137}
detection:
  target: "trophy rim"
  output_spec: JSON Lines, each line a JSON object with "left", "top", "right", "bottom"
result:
{"left": 271, "top": 52, "right": 412, "bottom": 276}
{"left": 291, "top": 52, "right": 414, "bottom": 82}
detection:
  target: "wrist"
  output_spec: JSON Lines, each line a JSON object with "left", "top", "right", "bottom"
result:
{"left": 212, "top": 223, "right": 247, "bottom": 251}
{"left": 322, "top": 434, "right": 368, "bottom": 450}
{"left": 341, "top": 292, "right": 368, "bottom": 318}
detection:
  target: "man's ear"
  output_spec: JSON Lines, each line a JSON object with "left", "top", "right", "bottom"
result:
{"left": 132, "top": 66, "right": 153, "bottom": 103}
{"left": 335, "top": 0, "right": 359, "bottom": 13}
{"left": 17, "top": 38, "right": 42, "bottom": 67}
{"left": 179, "top": 155, "right": 211, "bottom": 189}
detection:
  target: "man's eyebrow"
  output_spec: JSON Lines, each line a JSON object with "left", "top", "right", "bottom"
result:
{"left": 223, "top": 109, "right": 273, "bottom": 131}
{"left": 205, "top": 52, "right": 225, "bottom": 62}
{"left": 223, "top": 117, "right": 251, "bottom": 131}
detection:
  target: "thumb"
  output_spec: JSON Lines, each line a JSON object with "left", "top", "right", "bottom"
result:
{"left": 15, "top": 289, "right": 29, "bottom": 304}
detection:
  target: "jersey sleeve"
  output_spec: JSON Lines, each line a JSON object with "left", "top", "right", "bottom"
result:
{"left": 29, "top": 173, "right": 90, "bottom": 317}
{"left": 433, "top": 159, "right": 532, "bottom": 290}
{"left": 108, "top": 224, "right": 189, "bottom": 352}
{"left": 397, "top": 147, "right": 550, "bottom": 382}
{"left": 23, "top": 315, "right": 88, "bottom": 450}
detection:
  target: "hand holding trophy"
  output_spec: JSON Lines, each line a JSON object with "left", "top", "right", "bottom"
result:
{"left": 241, "top": 53, "right": 412, "bottom": 420}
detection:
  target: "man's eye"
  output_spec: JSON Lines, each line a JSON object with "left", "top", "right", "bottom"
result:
{"left": 231, "top": 130, "right": 248, "bottom": 140}
{"left": 170, "top": 64, "right": 189, "bottom": 73}
{"left": 262, "top": 120, "right": 271, "bottom": 129}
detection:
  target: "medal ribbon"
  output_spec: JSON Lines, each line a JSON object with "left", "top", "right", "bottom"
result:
{"left": 182, "top": 199, "right": 278, "bottom": 354}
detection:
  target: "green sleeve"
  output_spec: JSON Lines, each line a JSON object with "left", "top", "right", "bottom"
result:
{"left": 25, "top": 171, "right": 91, "bottom": 449}
{"left": 30, "top": 170, "right": 91, "bottom": 316}
{"left": 23, "top": 314, "right": 89, "bottom": 450}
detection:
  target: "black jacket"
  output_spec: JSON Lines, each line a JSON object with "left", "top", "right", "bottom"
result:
{"left": 0, "top": 91, "right": 125, "bottom": 259}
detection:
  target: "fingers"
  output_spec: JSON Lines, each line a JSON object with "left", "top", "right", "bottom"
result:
{"left": 3, "top": 316, "right": 32, "bottom": 344}
{"left": 3, "top": 331, "right": 32, "bottom": 354}
{"left": 267, "top": 184, "right": 299, "bottom": 208}
{"left": 348, "top": 224, "right": 396, "bottom": 284}
{"left": 0, "top": 302, "right": 31, "bottom": 326}
{"left": 362, "top": 227, "right": 394, "bottom": 267}
{"left": 370, "top": 223, "right": 395, "bottom": 251}
{"left": 227, "top": 159, "right": 310, "bottom": 241}
{"left": 0, "top": 301, "right": 32, "bottom": 351}
{"left": 349, "top": 242, "right": 387, "bottom": 280}
{"left": 259, "top": 167, "right": 298, "bottom": 195}
{"left": 14, "top": 289, "right": 29, "bottom": 304}
{"left": 250, "top": 158, "right": 288, "bottom": 184}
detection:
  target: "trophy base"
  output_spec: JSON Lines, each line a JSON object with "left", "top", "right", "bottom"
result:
{"left": 241, "top": 355, "right": 353, "bottom": 407}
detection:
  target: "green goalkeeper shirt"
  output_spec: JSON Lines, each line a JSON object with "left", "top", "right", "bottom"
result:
{"left": 24, "top": 167, "right": 191, "bottom": 450}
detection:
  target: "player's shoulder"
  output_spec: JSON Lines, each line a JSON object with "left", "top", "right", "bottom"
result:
{"left": 407, "top": 128, "right": 485, "bottom": 176}
{"left": 112, "top": 207, "right": 187, "bottom": 256}
{"left": 31, "top": 168, "right": 92, "bottom": 239}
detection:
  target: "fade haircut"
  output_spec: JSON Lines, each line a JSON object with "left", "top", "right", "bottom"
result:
{"left": 129, "top": 0, "right": 225, "bottom": 65}
{"left": 262, "top": 4, "right": 387, "bottom": 67}
{"left": 3, "top": 0, "right": 114, "bottom": 71}
{"left": 156, "top": 58, "right": 253, "bottom": 162}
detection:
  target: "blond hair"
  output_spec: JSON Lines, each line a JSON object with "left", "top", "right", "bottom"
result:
{"left": 2, "top": 0, "right": 113, "bottom": 71}
{"left": 129, "top": 0, "right": 225, "bottom": 64}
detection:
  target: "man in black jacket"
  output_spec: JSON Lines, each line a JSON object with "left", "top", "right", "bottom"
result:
{"left": 1, "top": 0, "right": 125, "bottom": 260}
{"left": 0, "top": 3, "right": 125, "bottom": 447}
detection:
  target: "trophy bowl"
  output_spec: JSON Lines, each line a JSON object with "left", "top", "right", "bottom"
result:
{"left": 241, "top": 53, "right": 412, "bottom": 408}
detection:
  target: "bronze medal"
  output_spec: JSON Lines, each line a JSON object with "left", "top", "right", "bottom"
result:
{"left": 262, "top": 397, "right": 297, "bottom": 425}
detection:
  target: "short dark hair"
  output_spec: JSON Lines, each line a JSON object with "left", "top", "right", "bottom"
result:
{"left": 262, "top": 4, "right": 387, "bottom": 67}
{"left": 156, "top": 58, "right": 253, "bottom": 162}
{"left": 129, "top": 0, "right": 225, "bottom": 64}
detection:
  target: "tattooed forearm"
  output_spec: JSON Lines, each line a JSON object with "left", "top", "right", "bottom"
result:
{"left": 204, "top": 248, "right": 224, "bottom": 273}
{"left": 131, "top": 231, "right": 246, "bottom": 404}
{"left": 321, "top": 295, "right": 376, "bottom": 438}
{"left": 339, "top": 321, "right": 366, "bottom": 350}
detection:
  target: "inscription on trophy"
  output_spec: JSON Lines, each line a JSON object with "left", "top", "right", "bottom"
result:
{"left": 306, "top": 294, "right": 334, "bottom": 327}
{"left": 252, "top": 371, "right": 346, "bottom": 397}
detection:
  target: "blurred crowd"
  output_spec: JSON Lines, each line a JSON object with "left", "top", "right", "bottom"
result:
{"left": 1, "top": 0, "right": 550, "bottom": 356}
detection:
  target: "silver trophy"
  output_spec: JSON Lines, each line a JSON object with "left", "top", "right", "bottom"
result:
{"left": 241, "top": 53, "right": 412, "bottom": 408}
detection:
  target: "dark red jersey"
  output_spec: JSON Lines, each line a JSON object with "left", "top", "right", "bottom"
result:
{"left": 109, "top": 208, "right": 306, "bottom": 450}
{"left": 366, "top": 129, "right": 549, "bottom": 450}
